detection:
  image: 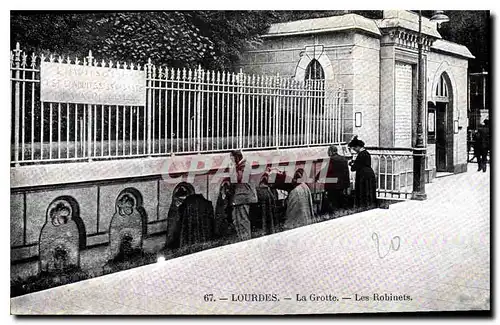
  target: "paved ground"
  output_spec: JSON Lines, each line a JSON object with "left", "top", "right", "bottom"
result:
{"left": 11, "top": 164, "right": 490, "bottom": 315}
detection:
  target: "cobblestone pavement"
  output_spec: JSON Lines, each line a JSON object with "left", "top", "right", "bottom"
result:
{"left": 11, "top": 164, "right": 490, "bottom": 315}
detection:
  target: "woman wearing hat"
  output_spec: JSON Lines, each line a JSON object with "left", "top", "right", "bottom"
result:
{"left": 348, "top": 136, "right": 377, "bottom": 209}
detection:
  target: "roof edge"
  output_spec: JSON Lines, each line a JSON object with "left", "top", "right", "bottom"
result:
{"left": 431, "top": 39, "right": 476, "bottom": 60}
{"left": 264, "top": 13, "right": 381, "bottom": 38}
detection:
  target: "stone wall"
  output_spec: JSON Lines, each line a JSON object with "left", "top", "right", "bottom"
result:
{"left": 10, "top": 146, "right": 340, "bottom": 282}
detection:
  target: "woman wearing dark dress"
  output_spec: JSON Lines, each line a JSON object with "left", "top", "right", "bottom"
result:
{"left": 348, "top": 137, "right": 378, "bottom": 209}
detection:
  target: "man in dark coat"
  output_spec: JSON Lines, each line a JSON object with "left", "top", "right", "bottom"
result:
{"left": 316, "top": 145, "right": 350, "bottom": 212}
{"left": 477, "top": 119, "right": 490, "bottom": 172}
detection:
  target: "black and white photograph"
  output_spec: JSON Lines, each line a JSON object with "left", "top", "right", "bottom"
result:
{"left": 7, "top": 8, "right": 491, "bottom": 315}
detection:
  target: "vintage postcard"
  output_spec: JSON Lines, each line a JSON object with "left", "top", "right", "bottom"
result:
{"left": 9, "top": 9, "right": 490, "bottom": 315}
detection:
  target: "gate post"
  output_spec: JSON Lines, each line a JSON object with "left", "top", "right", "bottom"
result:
{"left": 146, "top": 58, "right": 152, "bottom": 156}
{"left": 13, "top": 43, "right": 21, "bottom": 165}
{"left": 306, "top": 81, "right": 311, "bottom": 146}
{"left": 274, "top": 73, "right": 281, "bottom": 150}
{"left": 196, "top": 65, "right": 202, "bottom": 152}
{"left": 237, "top": 69, "right": 244, "bottom": 149}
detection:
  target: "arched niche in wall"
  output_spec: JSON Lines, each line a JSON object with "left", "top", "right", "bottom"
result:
{"left": 109, "top": 188, "right": 147, "bottom": 260}
{"left": 293, "top": 45, "right": 335, "bottom": 82}
{"left": 39, "top": 196, "right": 86, "bottom": 273}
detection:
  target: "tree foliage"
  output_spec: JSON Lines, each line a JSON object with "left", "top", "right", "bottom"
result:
{"left": 11, "top": 10, "right": 489, "bottom": 72}
{"left": 11, "top": 11, "right": 276, "bottom": 70}
{"left": 434, "top": 10, "right": 490, "bottom": 73}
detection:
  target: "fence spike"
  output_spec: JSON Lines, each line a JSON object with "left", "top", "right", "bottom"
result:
{"left": 177, "top": 68, "right": 181, "bottom": 80}
{"left": 10, "top": 52, "right": 13, "bottom": 67}
{"left": 188, "top": 67, "right": 193, "bottom": 81}
{"left": 30, "top": 53, "right": 37, "bottom": 68}
{"left": 101, "top": 59, "right": 106, "bottom": 67}
{"left": 66, "top": 56, "right": 71, "bottom": 64}
{"left": 130, "top": 62, "right": 135, "bottom": 70}
{"left": 182, "top": 67, "right": 187, "bottom": 80}
{"left": 21, "top": 52, "right": 27, "bottom": 67}
{"left": 40, "top": 53, "right": 46, "bottom": 63}
{"left": 137, "top": 63, "right": 141, "bottom": 71}
{"left": 75, "top": 56, "right": 80, "bottom": 65}
{"left": 124, "top": 61, "right": 129, "bottom": 70}
{"left": 49, "top": 54, "right": 55, "bottom": 63}
{"left": 86, "top": 50, "right": 93, "bottom": 65}
{"left": 13, "top": 42, "right": 21, "bottom": 65}
{"left": 57, "top": 55, "right": 63, "bottom": 63}
{"left": 152, "top": 64, "right": 157, "bottom": 77}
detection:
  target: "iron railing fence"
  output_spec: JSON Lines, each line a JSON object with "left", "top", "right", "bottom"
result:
{"left": 10, "top": 43, "right": 347, "bottom": 165}
{"left": 311, "top": 147, "right": 414, "bottom": 203}
{"left": 366, "top": 148, "right": 414, "bottom": 200}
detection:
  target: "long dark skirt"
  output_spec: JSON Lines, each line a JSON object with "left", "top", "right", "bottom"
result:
{"left": 214, "top": 194, "right": 236, "bottom": 239}
{"left": 255, "top": 186, "right": 279, "bottom": 235}
{"left": 232, "top": 204, "right": 252, "bottom": 241}
{"left": 178, "top": 194, "right": 214, "bottom": 248}
{"left": 355, "top": 172, "right": 377, "bottom": 209}
{"left": 165, "top": 204, "right": 182, "bottom": 249}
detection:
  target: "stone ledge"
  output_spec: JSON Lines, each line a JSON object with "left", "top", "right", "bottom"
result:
{"left": 11, "top": 244, "right": 38, "bottom": 262}
{"left": 11, "top": 146, "right": 335, "bottom": 189}
{"left": 86, "top": 233, "right": 109, "bottom": 248}
{"left": 147, "top": 220, "right": 168, "bottom": 235}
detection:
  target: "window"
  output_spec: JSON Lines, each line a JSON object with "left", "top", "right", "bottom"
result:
{"left": 435, "top": 74, "right": 449, "bottom": 98}
{"left": 305, "top": 59, "right": 325, "bottom": 81}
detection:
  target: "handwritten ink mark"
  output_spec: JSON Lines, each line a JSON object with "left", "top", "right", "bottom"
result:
{"left": 372, "top": 232, "right": 401, "bottom": 259}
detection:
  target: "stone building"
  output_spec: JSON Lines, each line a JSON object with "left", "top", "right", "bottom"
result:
{"left": 237, "top": 10, "right": 474, "bottom": 180}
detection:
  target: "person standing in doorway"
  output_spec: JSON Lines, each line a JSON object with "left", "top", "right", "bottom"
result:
{"left": 228, "top": 150, "right": 258, "bottom": 241}
{"left": 348, "top": 136, "right": 377, "bottom": 209}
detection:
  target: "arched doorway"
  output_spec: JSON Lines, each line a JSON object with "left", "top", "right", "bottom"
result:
{"left": 434, "top": 73, "right": 454, "bottom": 172}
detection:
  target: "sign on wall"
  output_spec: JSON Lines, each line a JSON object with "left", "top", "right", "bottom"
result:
{"left": 394, "top": 62, "right": 413, "bottom": 147}
{"left": 40, "top": 62, "right": 147, "bottom": 106}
